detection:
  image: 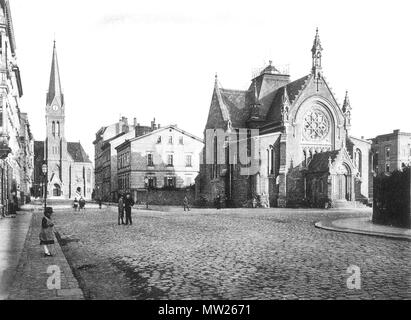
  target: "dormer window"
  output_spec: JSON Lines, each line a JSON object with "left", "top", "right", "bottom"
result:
{"left": 157, "top": 136, "right": 162, "bottom": 144}
{"left": 168, "top": 136, "right": 173, "bottom": 144}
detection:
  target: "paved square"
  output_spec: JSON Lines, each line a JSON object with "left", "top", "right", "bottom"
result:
{"left": 55, "top": 207, "right": 410, "bottom": 300}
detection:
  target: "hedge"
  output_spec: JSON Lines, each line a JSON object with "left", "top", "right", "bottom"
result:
{"left": 372, "top": 167, "right": 410, "bottom": 229}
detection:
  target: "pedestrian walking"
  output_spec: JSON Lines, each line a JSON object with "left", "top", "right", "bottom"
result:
{"left": 73, "top": 197, "right": 79, "bottom": 211}
{"left": 39, "top": 207, "right": 55, "bottom": 257}
{"left": 118, "top": 195, "right": 125, "bottom": 225}
{"left": 79, "top": 197, "right": 86, "bottom": 211}
{"left": 183, "top": 195, "right": 190, "bottom": 211}
{"left": 124, "top": 193, "right": 135, "bottom": 225}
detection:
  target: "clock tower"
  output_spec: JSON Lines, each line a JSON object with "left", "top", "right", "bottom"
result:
{"left": 45, "top": 41, "right": 67, "bottom": 197}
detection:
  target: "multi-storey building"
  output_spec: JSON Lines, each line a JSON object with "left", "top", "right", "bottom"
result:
{"left": 33, "top": 42, "right": 93, "bottom": 200}
{"left": 94, "top": 117, "right": 159, "bottom": 201}
{"left": 0, "top": 0, "right": 34, "bottom": 214}
{"left": 198, "top": 29, "right": 371, "bottom": 208}
{"left": 18, "top": 112, "right": 34, "bottom": 202}
{"left": 371, "top": 130, "right": 411, "bottom": 174}
{"left": 115, "top": 125, "right": 203, "bottom": 203}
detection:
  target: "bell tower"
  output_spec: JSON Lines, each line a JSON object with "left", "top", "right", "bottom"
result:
{"left": 45, "top": 41, "right": 67, "bottom": 195}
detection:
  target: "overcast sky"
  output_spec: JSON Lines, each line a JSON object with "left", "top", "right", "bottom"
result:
{"left": 11, "top": 0, "right": 411, "bottom": 159}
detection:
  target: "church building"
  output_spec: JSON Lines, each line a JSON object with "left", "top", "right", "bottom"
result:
{"left": 33, "top": 42, "right": 93, "bottom": 200}
{"left": 198, "top": 30, "right": 371, "bottom": 208}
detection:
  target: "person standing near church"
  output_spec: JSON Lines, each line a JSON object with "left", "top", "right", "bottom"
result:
{"left": 124, "top": 193, "right": 135, "bottom": 225}
{"left": 183, "top": 195, "right": 190, "bottom": 212}
{"left": 118, "top": 195, "right": 125, "bottom": 225}
{"left": 39, "top": 208, "right": 55, "bottom": 257}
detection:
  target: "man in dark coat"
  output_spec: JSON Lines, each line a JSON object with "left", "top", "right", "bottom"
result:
{"left": 215, "top": 195, "right": 221, "bottom": 210}
{"left": 118, "top": 195, "right": 125, "bottom": 225}
{"left": 124, "top": 193, "right": 135, "bottom": 225}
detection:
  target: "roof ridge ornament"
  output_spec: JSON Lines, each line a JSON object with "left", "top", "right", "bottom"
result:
{"left": 311, "top": 28, "right": 323, "bottom": 90}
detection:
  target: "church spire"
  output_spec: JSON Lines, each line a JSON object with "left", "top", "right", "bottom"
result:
{"left": 311, "top": 28, "right": 323, "bottom": 78}
{"left": 342, "top": 91, "right": 352, "bottom": 130}
{"left": 46, "top": 41, "right": 64, "bottom": 106}
{"left": 342, "top": 90, "right": 351, "bottom": 113}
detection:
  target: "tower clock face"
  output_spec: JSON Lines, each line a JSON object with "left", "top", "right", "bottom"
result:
{"left": 52, "top": 105, "right": 59, "bottom": 111}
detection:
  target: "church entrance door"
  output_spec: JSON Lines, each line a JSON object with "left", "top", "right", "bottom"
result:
{"left": 53, "top": 184, "right": 61, "bottom": 197}
{"left": 336, "top": 165, "right": 351, "bottom": 201}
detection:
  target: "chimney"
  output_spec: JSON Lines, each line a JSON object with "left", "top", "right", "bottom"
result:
{"left": 133, "top": 118, "right": 137, "bottom": 127}
{"left": 158, "top": 124, "right": 161, "bottom": 129}
{"left": 151, "top": 117, "right": 156, "bottom": 130}
{"left": 135, "top": 123, "right": 141, "bottom": 137}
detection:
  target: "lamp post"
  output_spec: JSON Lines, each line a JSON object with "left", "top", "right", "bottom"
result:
{"left": 144, "top": 177, "right": 149, "bottom": 209}
{"left": 42, "top": 163, "right": 48, "bottom": 213}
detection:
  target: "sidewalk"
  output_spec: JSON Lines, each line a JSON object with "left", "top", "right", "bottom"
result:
{"left": 315, "top": 217, "right": 411, "bottom": 241}
{"left": 0, "top": 212, "right": 32, "bottom": 299}
{"left": 1, "top": 207, "right": 84, "bottom": 300}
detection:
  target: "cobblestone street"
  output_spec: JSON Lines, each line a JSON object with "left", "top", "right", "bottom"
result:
{"left": 55, "top": 207, "right": 411, "bottom": 300}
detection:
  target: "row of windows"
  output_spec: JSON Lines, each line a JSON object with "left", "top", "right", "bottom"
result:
{"left": 376, "top": 145, "right": 411, "bottom": 160}
{"left": 51, "top": 121, "right": 61, "bottom": 137}
{"left": 118, "top": 174, "right": 130, "bottom": 190}
{"left": 147, "top": 153, "right": 192, "bottom": 167}
{"left": 118, "top": 152, "right": 130, "bottom": 169}
{"left": 157, "top": 136, "right": 185, "bottom": 145}
{"left": 118, "top": 175, "right": 185, "bottom": 189}
{"left": 51, "top": 146, "right": 60, "bottom": 155}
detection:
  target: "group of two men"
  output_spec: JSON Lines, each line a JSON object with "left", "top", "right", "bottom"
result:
{"left": 118, "top": 193, "right": 135, "bottom": 225}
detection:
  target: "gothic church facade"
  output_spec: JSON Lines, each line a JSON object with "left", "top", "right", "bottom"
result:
{"left": 33, "top": 42, "right": 93, "bottom": 200}
{"left": 198, "top": 30, "right": 371, "bottom": 208}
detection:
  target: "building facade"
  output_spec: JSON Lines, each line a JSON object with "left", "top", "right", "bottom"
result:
{"left": 115, "top": 125, "right": 203, "bottom": 203}
{"left": 0, "top": 0, "right": 34, "bottom": 215}
{"left": 371, "top": 130, "right": 411, "bottom": 174}
{"left": 198, "top": 29, "right": 371, "bottom": 208}
{"left": 33, "top": 42, "right": 93, "bottom": 200}
{"left": 94, "top": 117, "right": 159, "bottom": 201}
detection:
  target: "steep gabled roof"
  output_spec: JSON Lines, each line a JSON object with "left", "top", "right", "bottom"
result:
{"left": 308, "top": 150, "right": 340, "bottom": 172}
{"left": 219, "top": 88, "right": 248, "bottom": 127}
{"left": 67, "top": 142, "right": 91, "bottom": 163}
{"left": 265, "top": 74, "right": 311, "bottom": 121}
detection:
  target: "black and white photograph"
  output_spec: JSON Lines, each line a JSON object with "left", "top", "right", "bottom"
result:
{"left": 0, "top": 0, "right": 410, "bottom": 312}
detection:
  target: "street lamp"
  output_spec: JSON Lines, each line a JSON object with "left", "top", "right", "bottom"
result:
{"left": 144, "top": 177, "right": 149, "bottom": 209}
{"left": 42, "top": 163, "right": 48, "bottom": 213}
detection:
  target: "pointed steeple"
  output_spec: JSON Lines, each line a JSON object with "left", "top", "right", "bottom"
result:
{"left": 342, "top": 90, "right": 351, "bottom": 113}
{"left": 342, "top": 91, "right": 352, "bottom": 130}
{"left": 280, "top": 86, "right": 290, "bottom": 124}
{"left": 46, "top": 41, "right": 64, "bottom": 106}
{"left": 311, "top": 28, "right": 323, "bottom": 78}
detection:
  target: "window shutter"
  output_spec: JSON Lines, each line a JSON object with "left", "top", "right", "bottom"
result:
{"left": 154, "top": 177, "right": 157, "bottom": 187}
{"left": 164, "top": 177, "right": 167, "bottom": 187}
{"left": 173, "top": 177, "right": 176, "bottom": 188}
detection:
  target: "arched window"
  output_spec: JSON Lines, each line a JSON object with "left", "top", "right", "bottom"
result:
{"left": 355, "top": 148, "right": 362, "bottom": 176}
{"left": 57, "top": 121, "right": 60, "bottom": 136}
{"left": 52, "top": 121, "right": 55, "bottom": 136}
{"left": 271, "top": 148, "right": 275, "bottom": 175}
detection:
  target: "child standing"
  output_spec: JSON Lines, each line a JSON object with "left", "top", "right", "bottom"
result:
{"left": 39, "top": 208, "right": 55, "bottom": 257}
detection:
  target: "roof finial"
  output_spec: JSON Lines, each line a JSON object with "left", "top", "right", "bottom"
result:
{"left": 214, "top": 73, "right": 219, "bottom": 88}
{"left": 269, "top": 60, "right": 272, "bottom": 66}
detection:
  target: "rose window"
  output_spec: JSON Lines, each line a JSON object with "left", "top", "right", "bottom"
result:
{"left": 303, "top": 110, "right": 329, "bottom": 140}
